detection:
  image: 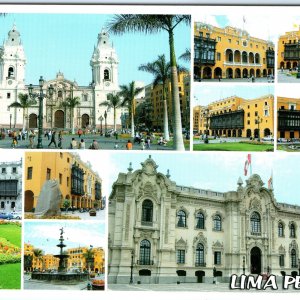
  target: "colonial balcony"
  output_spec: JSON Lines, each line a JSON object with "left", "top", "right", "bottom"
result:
{"left": 224, "top": 61, "right": 262, "bottom": 67}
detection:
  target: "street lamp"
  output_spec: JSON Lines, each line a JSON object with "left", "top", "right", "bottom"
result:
{"left": 104, "top": 110, "right": 107, "bottom": 135}
{"left": 243, "top": 256, "right": 245, "bottom": 275}
{"left": 28, "top": 76, "right": 54, "bottom": 148}
{"left": 204, "top": 108, "right": 209, "bottom": 144}
{"left": 99, "top": 115, "right": 103, "bottom": 135}
{"left": 255, "top": 115, "right": 263, "bottom": 142}
{"left": 9, "top": 114, "right": 12, "bottom": 129}
{"left": 130, "top": 250, "right": 134, "bottom": 284}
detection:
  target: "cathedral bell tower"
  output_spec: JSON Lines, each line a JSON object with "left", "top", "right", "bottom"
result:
{"left": 0, "top": 24, "right": 26, "bottom": 88}
{"left": 90, "top": 29, "right": 119, "bottom": 91}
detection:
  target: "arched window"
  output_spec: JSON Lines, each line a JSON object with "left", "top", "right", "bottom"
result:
{"left": 291, "top": 249, "right": 297, "bottom": 268}
{"left": 213, "top": 215, "right": 222, "bottom": 231}
{"left": 278, "top": 222, "right": 284, "bottom": 237}
{"left": 142, "top": 200, "right": 153, "bottom": 224}
{"left": 195, "top": 243, "right": 205, "bottom": 266}
{"left": 177, "top": 210, "right": 186, "bottom": 227}
{"left": 196, "top": 212, "right": 205, "bottom": 229}
{"left": 104, "top": 69, "right": 110, "bottom": 80}
{"left": 290, "top": 223, "right": 296, "bottom": 238}
{"left": 58, "top": 90, "right": 63, "bottom": 98}
{"left": 251, "top": 212, "right": 261, "bottom": 234}
{"left": 139, "top": 239, "right": 151, "bottom": 265}
{"left": 8, "top": 67, "right": 14, "bottom": 78}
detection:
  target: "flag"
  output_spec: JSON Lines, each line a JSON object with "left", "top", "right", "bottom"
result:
{"left": 244, "top": 154, "right": 251, "bottom": 176}
{"left": 268, "top": 171, "right": 273, "bottom": 189}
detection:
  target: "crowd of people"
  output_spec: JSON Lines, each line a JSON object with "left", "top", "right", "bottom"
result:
{"left": 0, "top": 127, "right": 172, "bottom": 150}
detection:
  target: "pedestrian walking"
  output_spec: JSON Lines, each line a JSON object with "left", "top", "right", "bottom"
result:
{"left": 48, "top": 130, "right": 57, "bottom": 148}
{"left": 126, "top": 140, "right": 133, "bottom": 150}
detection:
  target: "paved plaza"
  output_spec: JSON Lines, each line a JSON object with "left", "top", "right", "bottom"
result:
{"left": 277, "top": 70, "right": 300, "bottom": 83}
{"left": 108, "top": 282, "right": 300, "bottom": 293}
{"left": 25, "top": 209, "right": 105, "bottom": 220}
{"left": 0, "top": 134, "right": 178, "bottom": 150}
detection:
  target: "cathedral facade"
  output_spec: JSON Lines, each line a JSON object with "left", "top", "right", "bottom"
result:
{"left": 108, "top": 156, "right": 300, "bottom": 284}
{"left": 0, "top": 24, "right": 123, "bottom": 130}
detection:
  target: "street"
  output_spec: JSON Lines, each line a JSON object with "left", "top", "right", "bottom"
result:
{"left": 277, "top": 70, "right": 300, "bottom": 83}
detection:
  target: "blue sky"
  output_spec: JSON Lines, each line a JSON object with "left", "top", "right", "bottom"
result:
{"left": 0, "top": 13, "right": 190, "bottom": 86}
{"left": 99, "top": 152, "right": 300, "bottom": 206}
{"left": 24, "top": 222, "right": 105, "bottom": 254}
{"left": 193, "top": 85, "right": 274, "bottom": 107}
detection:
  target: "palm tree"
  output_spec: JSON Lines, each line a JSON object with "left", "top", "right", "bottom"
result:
{"left": 63, "top": 96, "right": 80, "bottom": 134}
{"left": 179, "top": 48, "right": 191, "bottom": 62}
{"left": 100, "top": 93, "right": 122, "bottom": 131}
{"left": 83, "top": 247, "right": 94, "bottom": 277}
{"left": 139, "top": 54, "right": 171, "bottom": 140}
{"left": 107, "top": 14, "right": 191, "bottom": 150}
{"left": 118, "top": 81, "right": 144, "bottom": 138}
{"left": 8, "top": 93, "right": 37, "bottom": 130}
{"left": 33, "top": 248, "right": 44, "bottom": 271}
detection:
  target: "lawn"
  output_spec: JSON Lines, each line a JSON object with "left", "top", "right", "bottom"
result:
{"left": 0, "top": 223, "right": 21, "bottom": 248}
{"left": 193, "top": 142, "right": 274, "bottom": 152}
{"left": 0, "top": 223, "right": 21, "bottom": 289}
{"left": 0, "top": 263, "right": 21, "bottom": 289}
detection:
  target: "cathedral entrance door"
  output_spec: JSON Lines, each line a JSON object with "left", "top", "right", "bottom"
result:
{"left": 250, "top": 247, "right": 261, "bottom": 274}
{"left": 82, "top": 114, "right": 89, "bottom": 128}
{"left": 29, "top": 113, "right": 38, "bottom": 128}
{"left": 54, "top": 110, "right": 64, "bottom": 128}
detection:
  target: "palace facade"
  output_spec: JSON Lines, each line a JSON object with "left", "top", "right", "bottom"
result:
{"left": 108, "top": 156, "right": 300, "bottom": 284}
{"left": 0, "top": 24, "right": 124, "bottom": 130}
{"left": 193, "top": 94, "right": 274, "bottom": 138}
{"left": 0, "top": 159, "right": 22, "bottom": 213}
{"left": 277, "top": 96, "right": 300, "bottom": 139}
{"left": 194, "top": 22, "right": 275, "bottom": 80}
{"left": 277, "top": 27, "right": 300, "bottom": 70}
{"left": 24, "top": 152, "right": 102, "bottom": 212}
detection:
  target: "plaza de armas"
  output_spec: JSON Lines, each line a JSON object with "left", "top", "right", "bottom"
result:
{"left": 0, "top": 15, "right": 191, "bottom": 151}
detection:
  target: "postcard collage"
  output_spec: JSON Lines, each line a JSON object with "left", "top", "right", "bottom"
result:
{"left": 1, "top": 3, "right": 300, "bottom": 299}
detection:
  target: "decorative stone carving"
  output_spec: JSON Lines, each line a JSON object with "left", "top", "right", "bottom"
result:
{"left": 34, "top": 180, "right": 62, "bottom": 217}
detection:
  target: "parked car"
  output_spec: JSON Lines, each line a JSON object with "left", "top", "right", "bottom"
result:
{"left": 277, "top": 138, "right": 288, "bottom": 143}
{"left": 11, "top": 212, "right": 22, "bottom": 220}
{"left": 262, "top": 135, "right": 274, "bottom": 142}
{"left": 0, "top": 212, "right": 13, "bottom": 220}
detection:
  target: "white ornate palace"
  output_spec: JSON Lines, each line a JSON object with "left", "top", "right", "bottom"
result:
{"left": 108, "top": 156, "right": 300, "bottom": 284}
{"left": 0, "top": 24, "right": 124, "bottom": 130}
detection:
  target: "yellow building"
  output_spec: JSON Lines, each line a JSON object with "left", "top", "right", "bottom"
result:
{"left": 24, "top": 243, "right": 59, "bottom": 272}
{"left": 67, "top": 247, "right": 105, "bottom": 273}
{"left": 194, "top": 22, "right": 275, "bottom": 79}
{"left": 277, "top": 28, "right": 300, "bottom": 69}
{"left": 151, "top": 72, "right": 189, "bottom": 131}
{"left": 277, "top": 96, "right": 300, "bottom": 139}
{"left": 24, "top": 152, "right": 102, "bottom": 212}
{"left": 193, "top": 94, "right": 274, "bottom": 138}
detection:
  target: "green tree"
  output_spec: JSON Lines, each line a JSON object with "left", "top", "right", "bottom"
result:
{"left": 24, "top": 254, "right": 33, "bottom": 272}
{"left": 63, "top": 199, "right": 71, "bottom": 213}
{"left": 179, "top": 48, "right": 191, "bottom": 62}
{"left": 8, "top": 93, "right": 37, "bottom": 130}
{"left": 107, "top": 14, "right": 191, "bottom": 150}
{"left": 100, "top": 93, "right": 122, "bottom": 132}
{"left": 118, "top": 81, "right": 144, "bottom": 138}
{"left": 61, "top": 96, "right": 81, "bottom": 134}
{"left": 33, "top": 248, "right": 44, "bottom": 271}
{"left": 83, "top": 247, "right": 94, "bottom": 276}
